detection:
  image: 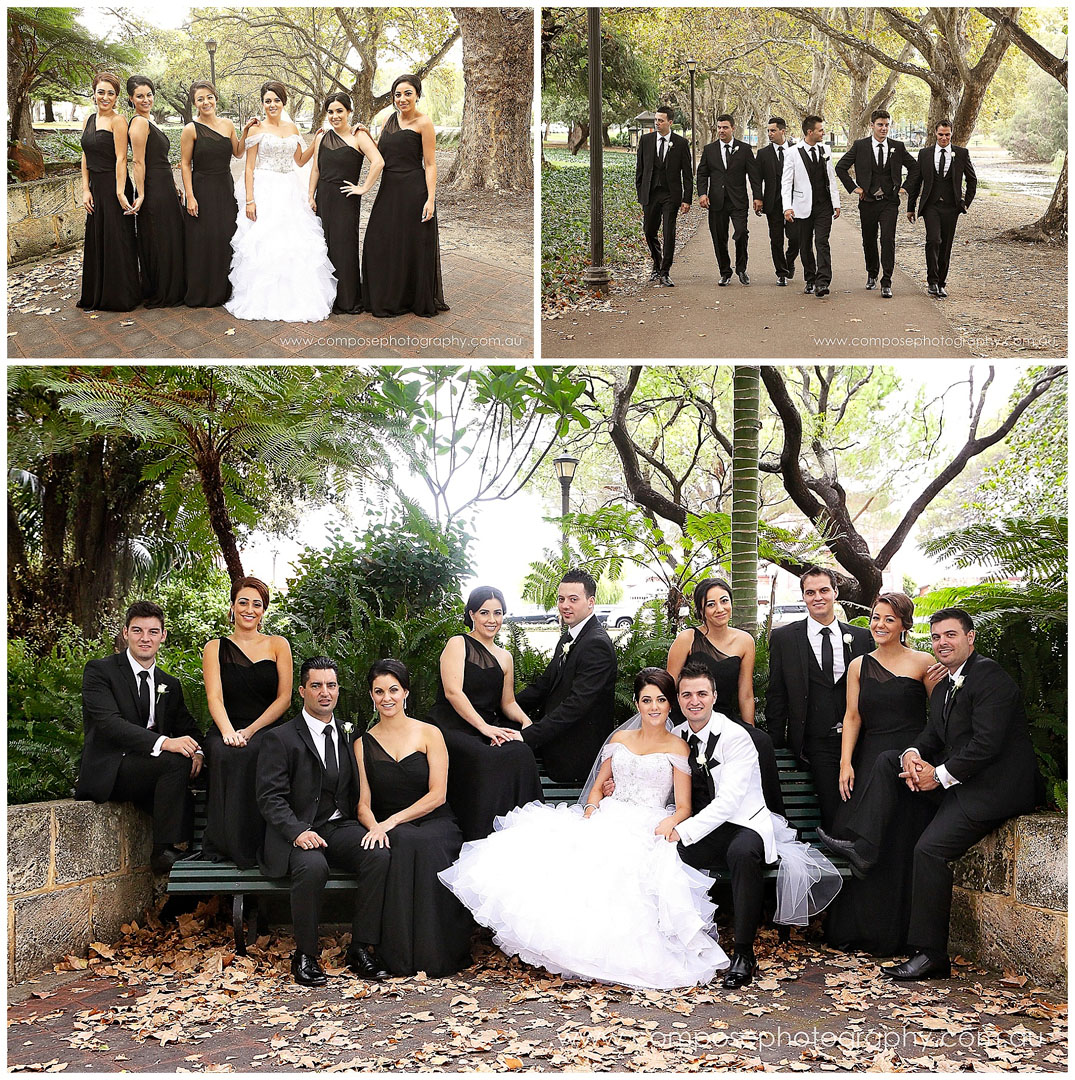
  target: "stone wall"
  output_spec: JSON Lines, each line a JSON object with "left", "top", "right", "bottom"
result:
{"left": 7, "top": 801, "right": 155, "bottom": 983}
{"left": 8, "top": 174, "right": 87, "bottom": 265}
{"left": 951, "top": 812, "right": 1067, "bottom": 990}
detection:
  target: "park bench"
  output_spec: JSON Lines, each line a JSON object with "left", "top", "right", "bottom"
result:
{"left": 168, "top": 748, "right": 849, "bottom": 954}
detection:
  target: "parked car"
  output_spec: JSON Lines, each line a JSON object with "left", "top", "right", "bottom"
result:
{"left": 504, "top": 607, "right": 560, "bottom": 626}
{"left": 771, "top": 602, "right": 808, "bottom": 626}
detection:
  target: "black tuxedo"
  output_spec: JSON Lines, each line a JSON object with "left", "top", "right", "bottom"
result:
{"left": 697, "top": 138, "right": 758, "bottom": 276}
{"left": 76, "top": 651, "right": 201, "bottom": 845}
{"left": 835, "top": 136, "right": 920, "bottom": 287}
{"left": 765, "top": 618, "right": 873, "bottom": 829}
{"left": 845, "top": 651, "right": 1040, "bottom": 954}
{"left": 754, "top": 140, "right": 799, "bottom": 277}
{"left": 636, "top": 130, "right": 693, "bottom": 274}
{"left": 906, "top": 144, "right": 977, "bottom": 288}
{"left": 518, "top": 615, "right": 617, "bottom": 783}
{"left": 256, "top": 715, "right": 389, "bottom": 955}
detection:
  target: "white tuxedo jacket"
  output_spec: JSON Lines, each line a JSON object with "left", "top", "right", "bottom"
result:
{"left": 781, "top": 143, "right": 841, "bottom": 221}
{"left": 674, "top": 712, "right": 777, "bottom": 863}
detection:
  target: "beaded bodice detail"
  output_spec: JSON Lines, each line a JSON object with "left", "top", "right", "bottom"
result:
{"left": 249, "top": 132, "right": 300, "bottom": 174}
{"left": 600, "top": 743, "right": 690, "bottom": 809}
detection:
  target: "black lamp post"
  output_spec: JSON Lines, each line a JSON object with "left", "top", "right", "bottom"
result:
{"left": 206, "top": 39, "right": 217, "bottom": 87}
{"left": 553, "top": 455, "right": 580, "bottom": 551}
{"left": 582, "top": 8, "right": 610, "bottom": 295}
{"left": 686, "top": 59, "right": 698, "bottom": 167}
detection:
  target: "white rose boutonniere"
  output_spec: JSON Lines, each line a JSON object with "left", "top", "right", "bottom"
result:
{"left": 842, "top": 633, "right": 854, "bottom": 645}
{"left": 561, "top": 640, "right": 573, "bottom": 659}
{"left": 156, "top": 683, "right": 169, "bottom": 698}
{"left": 952, "top": 675, "right": 965, "bottom": 693}
{"left": 342, "top": 722, "right": 355, "bottom": 737}
{"left": 695, "top": 751, "right": 710, "bottom": 775}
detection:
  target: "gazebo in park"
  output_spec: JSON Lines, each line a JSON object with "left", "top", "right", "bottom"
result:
{"left": 630, "top": 110, "right": 657, "bottom": 148}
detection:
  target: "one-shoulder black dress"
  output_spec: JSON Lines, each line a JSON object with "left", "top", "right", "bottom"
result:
{"left": 77, "top": 113, "right": 140, "bottom": 311}
{"left": 130, "top": 119, "right": 185, "bottom": 306}
{"left": 184, "top": 122, "right": 237, "bottom": 307}
{"left": 426, "top": 635, "right": 543, "bottom": 841}
{"left": 825, "top": 654, "right": 933, "bottom": 955}
{"left": 361, "top": 127, "right": 448, "bottom": 317}
{"left": 361, "top": 733, "right": 473, "bottom": 976}
{"left": 201, "top": 637, "right": 281, "bottom": 868}
{"left": 315, "top": 130, "right": 364, "bottom": 313}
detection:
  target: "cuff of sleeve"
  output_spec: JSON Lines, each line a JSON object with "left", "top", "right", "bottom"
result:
{"left": 900, "top": 747, "right": 920, "bottom": 767}
{"left": 151, "top": 735, "right": 166, "bottom": 757}
{"left": 675, "top": 819, "right": 696, "bottom": 846}
{"left": 935, "top": 764, "right": 960, "bottom": 788}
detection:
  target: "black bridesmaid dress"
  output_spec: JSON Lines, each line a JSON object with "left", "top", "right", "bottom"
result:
{"left": 184, "top": 122, "right": 237, "bottom": 307}
{"left": 77, "top": 113, "right": 140, "bottom": 311}
{"left": 426, "top": 636, "right": 543, "bottom": 841}
{"left": 676, "top": 628, "right": 786, "bottom": 817}
{"left": 361, "top": 733, "right": 473, "bottom": 976}
{"left": 361, "top": 127, "right": 449, "bottom": 317}
{"left": 825, "top": 654, "right": 933, "bottom": 955}
{"left": 131, "top": 120, "right": 185, "bottom": 306}
{"left": 201, "top": 638, "right": 280, "bottom": 868}
{"left": 315, "top": 130, "right": 364, "bottom": 313}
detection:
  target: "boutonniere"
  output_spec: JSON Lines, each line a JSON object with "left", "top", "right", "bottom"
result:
{"left": 951, "top": 675, "right": 965, "bottom": 693}
{"left": 156, "top": 683, "right": 169, "bottom": 698}
{"left": 695, "top": 750, "right": 711, "bottom": 774}
{"left": 342, "top": 722, "right": 355, "bottom": 737}
{"left": 561, "top": 640, "right": 573, "bottom": 658}
{"left": 843, "top": 633, "right": 854, "bottom": 645}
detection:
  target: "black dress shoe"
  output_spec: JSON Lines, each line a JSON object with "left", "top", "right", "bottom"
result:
{"left": 928, "top": 282, "right": 939, "bottom": 296}
{"left": 866, "top": 276, "right": 877, "bottom": 289}
{"left": 291, "top": 952, "right": 328, "bottom": 986}
{"left": 347, "top": 947, "right": 390, "bottom": 981}
{"left": 718, "top": 274, "right": 732, "bottom": 286}
{"left": 737, "top": 271, "right": 750, "bottom": 285}
{"left": 649, "top": 269, "right": 661, "bottom": 283}
{"left": 785, "top": 267, "right": 795, "bottom": 279}
{"left": 150, "top": 845, "right": 180, "bottom": 874}
{"left": 884, "top": 952, "right": 952, "bottom": 981}
{"left": 816, "top": 828, "right": 876, "bottom": 880}
{"left": 776, "top": 276, "right": 787, "bottom": 286}
{"left": 659, "top": 273, "right": 674, "bottom": 287}
{"left": 881, "top": 285, "right": 893, "bottom": 298}
{"left": 937, "top": 285, "right": 948, "bottom": 298}
{"left": 722, "top": 952, "right": 758, "bottom": 990}
{"left": 803, "top": 283, "right": 815, "bottom": 294}
{"left": 815, "top": 286, "right": 829, "bottom": 298}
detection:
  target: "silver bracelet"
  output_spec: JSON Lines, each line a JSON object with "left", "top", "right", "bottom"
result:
{"left": 584, "top": 803, "right": 599, "bottom": 811}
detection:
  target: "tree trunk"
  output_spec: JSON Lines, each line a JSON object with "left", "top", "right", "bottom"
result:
{"left": 43, "top": 96, "right": 54, "bottom": 123}
{"left": 444, "top": 8, "right": 534, "bottom": 190}
{"left": 568, "top": 121, "right": 589, "bottom": 154}
{"left": 1000, "top": 152, "right": 1067, "bottom": 242}
{"left": 194, "top": 449, "right": 245, "bottom": 584}
{"left": 731, "top": 368, "right": 760, "bottom": 638}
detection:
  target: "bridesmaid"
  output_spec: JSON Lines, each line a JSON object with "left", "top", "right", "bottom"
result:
{"left": 127, "top": 75, "right": 184, "bottom": 306}
{"left": 201, "top": 576, "right": 293, "bottom": 868}
{"left": 180, "top": 81, "right": 258, "bottom": 307}
{"left": 308, "top": 92, "right": 384, "bottom": 313}
{"left": 77, "top": 71, "right": 140, "bottom": 311}
{"left": 362, "top": 74, "right": 449, "bottom": 318}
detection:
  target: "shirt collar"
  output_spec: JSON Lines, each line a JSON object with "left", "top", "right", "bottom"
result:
{"left": 679, "top": 709, "right": 728, "bottom": 744}
{"left": 568, "top": 612, "right": 595, "bottom": 640}
{"left": 303, "top": 708, "right": 336, "bottom": 740}
{"left": 126, "top": 649, "right": 156, "bottom": 680}
{"left": 872, "top": 136, "right": 888, "bottom": 148}
{"left": 807, "top": 614, "right": 839, "bottom": 638}
{"left": 948, "top": 659, "right": 970, "bottom": 684}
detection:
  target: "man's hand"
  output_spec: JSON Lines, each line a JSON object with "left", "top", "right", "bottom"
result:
{"left": 601, "top": 777, "right": 616, "bottom": 798}
{"left": 915, "top": 764, "right": 941, "bottom": 791}
{"left": 899, "top": 749, "right": 927, "bottom": 791}
{"left": 833, "top": 208, "right": 841, "bottom": 219}
{"left": 784, "top": 209, "right": 795, "bottom": 222}
{"left": 665, "top": 827, "right": 681, "bottom": 844}
{"left": 854, "top": 186, "right": 865, "bottom": 200}
{"left": 162, "top": 735, "right": 201, "bottom": 758}
{"left": 753, "top": 197, "right": 763, "bottom": 214}
{"left": 189, "top": 752, "right": 204, "bottom": 779}
{"left": 699, "top": 194, "right": 710, "bottom": 210}
{"left": 907, "top": 211, "right": 916, "bottom": 223}
{"left": 294, "top": 829, "right": 327, "bottom": 850}
{"left": 679, "top": 201, "right": 690, "bottom": 215}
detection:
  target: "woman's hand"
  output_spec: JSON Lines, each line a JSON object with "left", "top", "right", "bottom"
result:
{"left": 83, "top": 188, "right": 94, "bottom": 213}
{"left": 130, "top": 192, "right": 145, "bottom": 214}
{"left": 186, "top": 196, "right": 199, "bottom": 218}
{"left": 308, "top": 194, "right": 317, "bottom": 212}
{"left": 421, "top": 198, "right": 434, "bottom": 222}
{"left": 839, "top": 761, "right": 855, "bottom": 801}
{"left": 244, "top": 117, "right": 261, "bottom": 134}
{"left": 245, "top": 201, "right": 256, "bottom": 222}
{"left": 654, "top": 815, "right": 678, "bottom": 840}
{"left": 361, "top": 823, "right": 391, "bottom": 849}
{"left": 583, "top": 803, "right": 598, "bottom": 820}
{"left": 340, "top": 181, "right": 368, "bottom": 198}
{"left": 222, "top": 726, "right": 248, "bottom": 748}
{"left": 118, "top": 190, "right": 136, "bottom": 215}
{"left": 480, "top": 723, "right": 520, "bottom": 746}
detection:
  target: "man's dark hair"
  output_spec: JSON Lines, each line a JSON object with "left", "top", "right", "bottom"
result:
{"left": 802, "top": 114, "right": 823, "bottom": 136}
{"left": 656, "top": 105, "right": 674, "bottom": 121}
{"left": 125, "top": 600, "right": 165, "bottom": 628}
{"left": 935, "top": 119, "right": 953, "bottom": 132}
{"left": 871, "top": 109, "right": 891, "bottom": 123}
{"left": 929, "top": 607, "right": 974, "bottom": 633}
{"left": 677, "top": 660, "right": 717, "bottom": 692}
{"left": 799, "top": 565, "right": 838, "bottom": 592}
{"left": 300, "top": 656, "right": 339, "bottom": 685}
{"left": 768, "top": 116, "right": 787, "bottom": 130}
{"left": 561, "top": 568, "right": 597, "bottom": 599}
{"left": 716, "top": 113, "right": 735, "bottom": 127}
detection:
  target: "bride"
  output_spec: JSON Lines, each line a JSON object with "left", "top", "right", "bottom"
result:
{"left": 226, "top": 80, "right": 337, "bottom": 322}
{"left": 439, "top": 668, "right": 731, "bottom": 990}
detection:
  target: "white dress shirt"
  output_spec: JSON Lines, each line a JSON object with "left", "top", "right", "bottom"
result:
{"left": 934, "top": 144, "right": 951, "bottom": 176}
{"left": 127, "top": 649, "right": 167, "bottom": 756}
{"left": 568, "top": 612, "right": 595, "bottom": 641}
{"left": 806, "top": 616, "right": 846, "bottom": 682}
{"left": 303, "top": 708, "right": 343, "bottom": 820}
{"left": 872, "top": 137, "right": 889, "bottom": 167}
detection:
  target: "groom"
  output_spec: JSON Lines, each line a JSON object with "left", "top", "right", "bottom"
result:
{"left": 666, "top": 662, "right": 776, "bottom": 989}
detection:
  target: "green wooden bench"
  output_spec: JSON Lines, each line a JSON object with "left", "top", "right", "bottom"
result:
{"left": 168, "top": 749, "right": 848, "bottom": 954}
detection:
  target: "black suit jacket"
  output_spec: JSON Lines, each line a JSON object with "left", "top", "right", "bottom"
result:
{"left": 835, "top": 136, "right": 919, "bottom": 202}
{"left": 636, "top": 130, "right": 693, "bottom": 207}
{"left": 256, "top": 715, "right": 360, "bottom": 878}
{"left": 755, "top": 141, "right": 794, "bottom": 214}
{"left": 75, "top": 651, "right": 200, "bottom": 802}
{"left": 914, "top": 651, "right": 1039, "bottom": 822}
{"left": 765, "top": 618, "right": 873, "bottom": 757}
{"left": 697, "top": 138, "right": 758, "bottom": 211}
{"left": 518, "top": 615, "right": 618, "bottom": 782}
{"left": 906, "top": 144, "right": 977, "bottom": 216}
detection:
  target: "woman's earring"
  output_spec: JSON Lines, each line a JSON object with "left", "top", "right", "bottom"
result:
{"left": 228, "top": 608, "right": 234, "bottom": 625}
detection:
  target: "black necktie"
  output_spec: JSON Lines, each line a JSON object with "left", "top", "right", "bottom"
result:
{"left": 943, "top": 676, "right": 956, "bottom": 719}
{"left": 688, "top": 733, "right": 701, "bottom": 759}
{"left": 138, "top": 669, "right": 151, "bottom": 726}
{"left": 323, "top": 726, "right": 339, "bottom": 792}
{"left": 820, "top": 626, "right": 834, "bottom": 683}
{"left": 778, "top": 146, "right": 784, "bottom": 170}
{"left": 810, "top": 146, "right": 818, "bottom": 166}
{"left": 876, "top": 142, "right": 884, "bottom": 170}
{"left": 658, "top": 136, "right": 666, "bottom": 161}
{"left": 724, "top": 143, "right": 731, "bottom": 168}
{"left": 939, "top": 148, "right": 947, "bottom": 176}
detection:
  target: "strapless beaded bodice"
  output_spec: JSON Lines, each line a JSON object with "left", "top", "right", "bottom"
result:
{"left": 249, "top": 132, "right": 300, "bottom": 174}
{"left": 601, "top": 743, "right": 690, "bottom": 810}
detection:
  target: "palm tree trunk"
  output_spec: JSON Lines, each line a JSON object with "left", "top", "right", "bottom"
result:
{"left": 732, "top": 367, "right": 761, "bottom": 637}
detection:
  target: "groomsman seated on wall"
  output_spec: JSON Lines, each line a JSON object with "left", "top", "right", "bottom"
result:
{"left": 75, "top": 600, "right": 203, "bottom": 875}
{"left": 819, "top": 608, "right": 1042, "bottom": 981}
{"left": 256, "top": 657, "right": 391, "bottom": 986}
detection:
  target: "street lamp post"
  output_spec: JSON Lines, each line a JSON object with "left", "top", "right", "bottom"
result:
{"left": 553, "top": 455, "right": 580, "bottom": 553}
{"left": 582, "top": 7, "right": 610, "bottom": 295}
{"left": 205, "top": 39, "right": 217, "bottom": 88}
{"left": 686, "top": 59, "right": 698, "bottom": 168}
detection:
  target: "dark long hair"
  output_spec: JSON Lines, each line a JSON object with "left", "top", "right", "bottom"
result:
{"left": 382, "top": 73, "right": 422, "bottom": 136}
{"left": 323, "top": 91, "right": 352, "bottom": 114}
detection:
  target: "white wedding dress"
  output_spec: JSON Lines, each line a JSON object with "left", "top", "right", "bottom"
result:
{"left": 439, "top": 743, "right": 730, "bottom": 990}
{"left": 225, "top": 132, "right": 337, "bottom": 322}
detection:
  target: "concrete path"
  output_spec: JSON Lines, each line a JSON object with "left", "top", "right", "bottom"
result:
{"left": 543, "top": 204, "right": 978, "bottom": 359}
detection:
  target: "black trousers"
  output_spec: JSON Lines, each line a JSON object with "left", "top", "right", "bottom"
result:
{"left": 765, "top": 207, "right": 799, "bottom": 277}
{"left": 857, "top": 198, "right": 899, "bottom": 285}
{"left": 803, "top": 733, "right": 841, "bottom": 832}
{"left": 288, "top": 818, "right": 390, "bottom": 956}
{"left": 679, "top": 822, "right": 765, "bottom": 951}
{"left": 110, "top": 751, "right": 195, "bottom": 846}
{"left": 708, "top": 205, "right": 749, "bottom": 275}
{"left": 797, "top": 205, "right": 833, "bottom": 289}
{"left": 922, "top": 203, "right": 960, "bottom": 286}
{"left": 643, "top": 187, "right": 678, "bottom": 272}
{"left": 846, "top": 749, "right": 1003, "bottom": 954}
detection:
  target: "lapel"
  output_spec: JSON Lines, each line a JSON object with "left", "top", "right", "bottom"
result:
{"left": 294, "top": 713, "right": 324, "bottom": 768}
{"left": 837, "top": 621, "right": 855, "bottom": 669}
{"left": 153, "top": 668, "right": 169, "bottom": 728}
{"left": 115, "top": 651, "right": 147, "bottom": 724}
{"left": 549, "top": 623, "right": 582, "bottom": 690}
{"left": 795, "top": 617, "right": 815, "bottom": 678}
{"left": 943, "top": 651, "right": 980, "bottom": 728}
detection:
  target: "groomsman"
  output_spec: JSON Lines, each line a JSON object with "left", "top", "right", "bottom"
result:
{"left": 668, "top": 663, "right": 776, "bottom": 990}
{"left": 519, "top": 569, "right": 618, "bottom": 783}
{"left": 836, "top": 109, "right": 920, "bottom": 298}
{"left": 697, "top": 114, "right": 758, "bottom": 285}
{"left": 819, "top": 609, "right": 1041, "bottom": 981}
{"left": 75, "top": 600, "right": 203, "bottom": 875}
{"left": 766, "top": 566, "right": 872, "bottom": 830}
{"left": 906, "top": 120, "right": 977, "bottom": 298}
{"left": 753, "top": 117, "right": 799, "bottom": 285}
{"left": 636, "top": 105, "right": 693, "bottom": 287}
{"left": 782, "top": 115, "right": 842, "bottom": 298}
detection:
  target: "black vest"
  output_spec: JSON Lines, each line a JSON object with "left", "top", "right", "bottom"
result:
{"left": 652, "top": 136, "right": 670, "bottom": 194}
{"left": 311, "top": 732, "right": 349, "bottom": 829}
{"left": 869, "top": 143, "right": 896, "bottom": 199}
{"left": 926, "top": 155, "right": 958, "bottom": 207}
{"left": 806, "top": 148, "right": 831, "bottom": 208}
{"left": 805, "top": 656, "right": 847, "bottom": 741}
